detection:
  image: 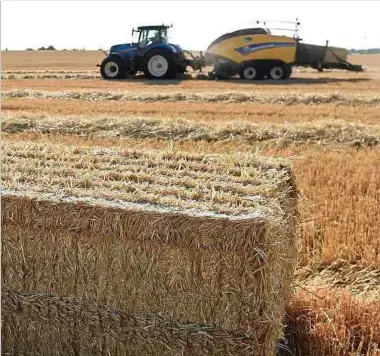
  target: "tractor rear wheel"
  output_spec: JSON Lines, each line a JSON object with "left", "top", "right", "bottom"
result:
{"left": 100, "top": 56, "right": 126, "bottom": 80}
{"left": 143, "top": 49, "right": 177, "bottom": 79}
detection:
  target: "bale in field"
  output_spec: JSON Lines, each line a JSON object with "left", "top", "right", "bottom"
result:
{"left": 1, "top": 142, "right": 298, "bottom": 355}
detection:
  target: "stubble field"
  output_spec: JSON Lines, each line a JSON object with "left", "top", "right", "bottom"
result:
{"left": 2, "top": 51, "right": 380, "bottom": 355}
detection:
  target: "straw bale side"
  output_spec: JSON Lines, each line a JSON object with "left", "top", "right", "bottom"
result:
{"left": 1, "top": 286, "right": 261, "bottom": 356}
{"left": 2, "top": 186, "right": 296, "bottom": 355}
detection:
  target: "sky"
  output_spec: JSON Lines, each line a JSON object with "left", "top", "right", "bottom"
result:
{"left": 1, "top": 1, "right": 380, "bottom": 51}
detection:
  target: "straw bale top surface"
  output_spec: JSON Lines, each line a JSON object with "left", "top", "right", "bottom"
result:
{"left": 2, "top": 142, "right": 294, "bottom": 219}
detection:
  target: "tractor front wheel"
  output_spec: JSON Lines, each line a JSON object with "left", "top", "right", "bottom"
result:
{"left": 100, "top": 56, "right": 126, "bottom": 80}
{"left": 143, "top": 49, "right": 176, "bottom": 79}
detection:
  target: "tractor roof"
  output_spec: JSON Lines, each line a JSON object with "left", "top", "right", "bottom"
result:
{"left": 137, "top": 25, "right": 171, "bottom": 31}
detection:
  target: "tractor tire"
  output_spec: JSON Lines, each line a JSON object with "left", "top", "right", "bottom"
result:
{"left": 268, "top": 64, "right": 287, "bottom": 80}
{"left": 143, "top": 49, "right": 177, "bottom": 79}
{"left": 100, "top": 56, "right": 126, "bottom": 80}
{"left": 240, "top": 63, "right": 264, "bottom": 80}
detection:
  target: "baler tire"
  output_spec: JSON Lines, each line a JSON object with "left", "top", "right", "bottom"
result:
{"left": 268, "top": 64, "right": 286, "bottom": 80}
{"left": 100, "top": 56, "right": 126, "bottom": 80}
{"left": 143, "top": 49, "right": 177, "bottom": 79}
{"left": 240, "top": 64, "right": 263, "bottom": 80}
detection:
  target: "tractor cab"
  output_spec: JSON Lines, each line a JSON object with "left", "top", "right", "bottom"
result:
{"left": 133, "top": 25, "right": 170, "bottom": 48}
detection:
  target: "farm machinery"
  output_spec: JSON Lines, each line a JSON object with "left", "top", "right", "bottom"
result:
{"left": 99, "top": 25, "right": 195, "bottom": 80}
{"left": 98, "top": 23, "right": 363, "bottom": 80}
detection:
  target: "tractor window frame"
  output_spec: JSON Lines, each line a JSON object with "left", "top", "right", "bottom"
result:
{"left": 138, "top": 28, "right": 168, "bottom": 47}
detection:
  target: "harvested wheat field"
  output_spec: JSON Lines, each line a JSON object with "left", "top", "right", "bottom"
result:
{"left": 1, "top": 50, "right": 380, "bottom": 356}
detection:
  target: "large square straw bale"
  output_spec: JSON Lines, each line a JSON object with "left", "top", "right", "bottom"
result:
{"left": 2, "top": 142, "right": 297, "bottom": 355}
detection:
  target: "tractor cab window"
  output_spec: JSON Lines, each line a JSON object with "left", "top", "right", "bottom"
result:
{"left": 138, "top": 28, "right": 167, "bottom": 47}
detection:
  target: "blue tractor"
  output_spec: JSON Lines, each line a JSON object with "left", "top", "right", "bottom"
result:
{"left": 99, "top": 24, "right": 197, "bottom": 80}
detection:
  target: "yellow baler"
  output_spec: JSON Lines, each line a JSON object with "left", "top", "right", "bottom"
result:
{"left": 199, "top": 27, "right": 362, "bottom": 80}
{"left": 205, "top": 28, "right": 296, "bottom": 79}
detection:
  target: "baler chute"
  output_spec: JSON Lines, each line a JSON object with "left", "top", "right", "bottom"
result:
{"left": 296, "top": 41, "right": 363, "bottom": 72}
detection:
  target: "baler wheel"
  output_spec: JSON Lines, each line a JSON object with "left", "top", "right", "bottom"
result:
{"left": 268, "top": 65, "right": 286, "bottom": 80}
{"left": 240, "top": 63, "right": 264, "bottom": 80}
{"left": 240, "top": 64, "right": 263, "bottom": 80}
